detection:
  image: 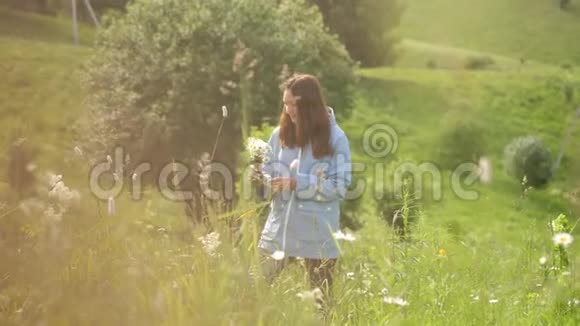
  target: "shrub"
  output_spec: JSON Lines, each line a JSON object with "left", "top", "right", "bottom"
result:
{"left": 376, "top": 178, "right": 420, "bottom": 239}
{"left": 308, "top": 0, "right": 403, "bottom": 67}
{"left": 504, "top": 136, "right": 553, "bottom": 188}
{"left": 426, "top": 60, "right": 438, "bottom": 70}
{"left": 464, "top": 56, "right": 495, "bottom": 70}
{"left": 436, "top": 117, "right": 487, "bottom": 169}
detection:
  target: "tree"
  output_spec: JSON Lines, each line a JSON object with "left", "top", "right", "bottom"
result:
{"left": 308, "top": 0, "right": 403, "bottom": 67}
{"left": 560, "top": 0, "right": 572, "bottom": 10}
{"left": 79, "top": 0, "right": 356, "bottom": 214}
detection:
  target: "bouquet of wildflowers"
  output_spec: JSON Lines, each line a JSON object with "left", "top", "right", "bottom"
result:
{"left": 247, "top": 137, "right": 272, "bottom": 200}
{"left": 247, "top": 137, "right": 272, "bottom": 164}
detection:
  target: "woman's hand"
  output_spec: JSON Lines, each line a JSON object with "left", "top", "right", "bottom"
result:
{"left": 250, "top": 164, "right": 265, "bottom": 186}
{"left": 271, "top": 177, "right": 296, "bottom": 193}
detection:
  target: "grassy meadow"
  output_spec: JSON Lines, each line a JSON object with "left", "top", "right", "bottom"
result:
{"left": 1, "top": 3, "right": 580, "bottom": 325}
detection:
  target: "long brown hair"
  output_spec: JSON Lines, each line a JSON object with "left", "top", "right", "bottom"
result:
{"left": 279, "top": 74, "right": 334, "bottom": 159}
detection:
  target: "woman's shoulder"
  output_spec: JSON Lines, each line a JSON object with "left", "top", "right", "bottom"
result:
{"left": 268, "top": 126, "right": 281, "bottom": 142}
{"left": 331, "top": 124, "right": 348, "bottom": 144}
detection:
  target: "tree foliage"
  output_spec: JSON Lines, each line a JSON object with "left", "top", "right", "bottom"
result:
{"left": 79, "top": 0, "right": 356, "bottom": 194}
{"left": 308, "top": 0, "right": 403, "bottom": 67}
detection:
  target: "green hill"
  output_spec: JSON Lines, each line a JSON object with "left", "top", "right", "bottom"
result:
{"left": 400, "top": 0, "right": 580, "bottom": 65}
{"left": 0, "top": 7, "right": 92, "bottom": 175}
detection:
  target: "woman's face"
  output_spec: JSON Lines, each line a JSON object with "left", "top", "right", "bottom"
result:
{"left": 283, "top": 90, "right": 300, "bottom": 123}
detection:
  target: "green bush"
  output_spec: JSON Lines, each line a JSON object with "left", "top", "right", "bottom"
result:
{"left": 426, "top": 59, "right": 437, "bottom": 69}
{"left": 436, "top": 117, "right": 487, "bottom": 169}
{"left": 308, "top": 0, "right": 403, "bottom": 67}
{"left": 504, "top": 136, "right": 553, "bottom": 188}
{"left": 375, "top": 176, "right": 421, "bottom": 238}
{"left": 464, "top": 56, "right": 495, "bottom": 70}
{"left": 80, "top": 0, "right": 356, "bottom": 179}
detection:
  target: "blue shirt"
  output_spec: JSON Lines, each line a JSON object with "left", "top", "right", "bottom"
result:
{"left": 258, "top": 107, "right": 352, "bottom": 259}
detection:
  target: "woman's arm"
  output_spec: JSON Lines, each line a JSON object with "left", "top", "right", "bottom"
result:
{"left": 294, "top": 134, "right": 352, "bottom": 202}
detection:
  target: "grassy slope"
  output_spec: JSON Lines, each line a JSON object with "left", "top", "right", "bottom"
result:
{"left": 399, "top": 0, "right": 580, "bottom": 65}
{"left": 351, "top": 67, "right": 580, "bottom": 235}
{"left": 0, "top": 7, "right": 93, "bottom": 187}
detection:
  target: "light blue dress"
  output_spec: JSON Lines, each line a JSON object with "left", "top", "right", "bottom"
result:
{"left": 258, "top": 107, "right": 352, "bottom": 259}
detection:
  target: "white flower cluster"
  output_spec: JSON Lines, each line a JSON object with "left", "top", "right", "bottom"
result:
{"left": 383, "top": 296, "right": 409, "bottom": 307}
{"left": 333, "top": 230, "right": 356, "bottom": 242}
{"left": 45, "top": 173, "right": 81, "bottom": 223}
{"left": 48, "top": 176, "right": 81, "bottom": 207}
{"left": 18, "top": 173, "right": 81, "bottom": 224}
{"left": 296, "top": 287, "right": 324, "bottom": 309}
{"left": 247, "top": 137, "right": 272, "bottom": 164}
{"left": 198, "top": 232, "right": 221, "bottom": 257}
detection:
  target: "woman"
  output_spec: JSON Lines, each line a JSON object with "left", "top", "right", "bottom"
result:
{"left": 252, "top": 74, "right": 352, "bottom": 300}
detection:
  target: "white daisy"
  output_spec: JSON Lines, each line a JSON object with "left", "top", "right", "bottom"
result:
{"left": 552, "top": 232, "right": 574, "bottom": 248}
{"left": 489, "top": 299, "right": 499, "bottom": 304}
{"left": 539, "top": 256, "right": 547, "bottom": 265}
